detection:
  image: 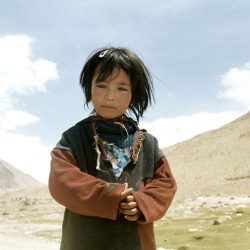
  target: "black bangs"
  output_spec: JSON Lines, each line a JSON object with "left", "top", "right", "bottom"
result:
{"left": 96, "top": 50, "right": 134, "bottom": 82}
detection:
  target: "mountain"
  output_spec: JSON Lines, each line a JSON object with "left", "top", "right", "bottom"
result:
{"left": 164, "top": 111, "right": 250, "bottom": 200}
{"left": 0, "top": 159, "right": 43, "bottom": 193}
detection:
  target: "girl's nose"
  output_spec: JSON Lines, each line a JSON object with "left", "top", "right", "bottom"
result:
{"left": 105, "top": 90, "right": 115, "bottom": 100}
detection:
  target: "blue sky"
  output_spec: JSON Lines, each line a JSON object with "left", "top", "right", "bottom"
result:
{"left": 0, "top": 0, "right": 250, "bottom": 183}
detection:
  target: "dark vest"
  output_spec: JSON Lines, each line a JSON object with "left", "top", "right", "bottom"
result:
{"left": 55, "top": 116, "right": 164, "bottom": 250}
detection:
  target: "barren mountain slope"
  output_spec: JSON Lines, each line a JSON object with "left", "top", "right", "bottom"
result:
{"left": 0, "top": 159, "right": 43, "bottom": 192}
{"left": 164, "top": 111, "right": 250, "bottom": 199}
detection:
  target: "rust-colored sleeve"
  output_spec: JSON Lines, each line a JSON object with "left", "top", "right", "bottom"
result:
{"left": 48, "top": 148, "right": 126, "bottom": 220}
{"left": 132, "top": 157, "right": 177, "bottom": 224}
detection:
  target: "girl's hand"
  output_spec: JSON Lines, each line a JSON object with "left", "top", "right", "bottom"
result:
{"left": 120, "top": 195, "right": 142, "bottom": 221}
{"left": 120, "top": 183, "right": 133, "bottom": 201}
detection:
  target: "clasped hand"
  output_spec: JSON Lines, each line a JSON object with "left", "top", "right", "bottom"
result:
{"left": 119, "top": 183, "right": 141, "bottom": 221}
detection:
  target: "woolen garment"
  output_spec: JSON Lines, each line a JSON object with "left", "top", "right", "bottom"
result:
{"left": 49, "top": 115, "right": 177, "bottom": 250}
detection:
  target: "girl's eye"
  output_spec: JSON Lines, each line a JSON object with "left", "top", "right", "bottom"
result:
{"left": 96, "top": 83, "right": 107, "bottom": 88}
{"left": 118, "top": 87, "right": 128, "bottom": 91}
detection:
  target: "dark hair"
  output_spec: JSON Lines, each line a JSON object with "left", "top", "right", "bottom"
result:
{"left": 80, "top": 46, "right": 154, "bottom": 121}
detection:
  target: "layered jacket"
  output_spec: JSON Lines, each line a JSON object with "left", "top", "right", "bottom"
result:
{"left": 49, "top": 116, "right": 177, "bottom": 250}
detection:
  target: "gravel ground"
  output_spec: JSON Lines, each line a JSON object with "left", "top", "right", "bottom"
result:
{"left": 0, "top": 233, "right": 59, "bottom": 250}
{"left": 1, "top": 195, "right": 249, "bottom": 250}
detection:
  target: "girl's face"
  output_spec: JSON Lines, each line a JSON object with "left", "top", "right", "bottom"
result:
{"left": 91, "top": 68, "right": 132, "bottom": 119}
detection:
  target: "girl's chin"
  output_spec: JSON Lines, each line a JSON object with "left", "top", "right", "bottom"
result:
{"left": 95, "top": 112, "right": 124, "bottom": 120}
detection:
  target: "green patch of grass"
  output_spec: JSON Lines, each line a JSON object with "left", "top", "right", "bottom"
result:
{"left": 155, "top": 206, "right": 250, "bottom": 250}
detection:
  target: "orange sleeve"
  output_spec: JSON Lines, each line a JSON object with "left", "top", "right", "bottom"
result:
{"left": 48, "top": 148, "right": 126, "bottom": 220}
{"left": 132, "top": 157, "right": 177, "bottom": 223}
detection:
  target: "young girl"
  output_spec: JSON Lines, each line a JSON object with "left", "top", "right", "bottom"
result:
{"left": 49, "top": 47, "right": 177, "bottom": 250}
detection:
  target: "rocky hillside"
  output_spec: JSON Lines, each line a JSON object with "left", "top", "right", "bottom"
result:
{"left": 0, "top": 159, "right": 43, "bottom": 193}
{"left": 164, "top": 111, "right": 250, "bottom": 200}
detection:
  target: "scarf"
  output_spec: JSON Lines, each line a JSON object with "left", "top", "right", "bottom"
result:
{"left": 93, "top": 116, "right": 138, "bottom": 178}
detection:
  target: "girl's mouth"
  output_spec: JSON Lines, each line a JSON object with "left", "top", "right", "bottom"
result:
{"left": 101, "top": 105, "right": 116, "bottom": 109}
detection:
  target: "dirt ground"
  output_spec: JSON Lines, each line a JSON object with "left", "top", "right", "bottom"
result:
{"left": 0, "top": 187, "right": 61, "bottom": 250}
{"left": 0, "top": 233, "right": 59, "bottom": 250}
{"left": 1, "top": 187, "right": 249, "bottom": 250}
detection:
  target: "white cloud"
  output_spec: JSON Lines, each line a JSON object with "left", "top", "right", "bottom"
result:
{"left": 0, "top": 109, "right": 40, "bottom": 131}
{"left": 219, "top": 62, "right": 250, "bottom": 108}
{"left": 140, "top": 111, "right": 242, "bottom": 148}
{"left": 0, "top": 34, "right": 58, "bottom": 97}
{"left": 0, "top": 34, "right": 58, "bottom": 183}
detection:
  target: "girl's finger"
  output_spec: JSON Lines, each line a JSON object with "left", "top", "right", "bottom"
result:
{"left": 120, "top": 185, "right": 133, "bottom": 201}
{"left": 120, "top": 207, "right": 138, "bottom": 216}
{"left": 125, "top": 195, "right": 134, "bottom": 202}
{"left": 120, "top": 201, "right": 137, "bottom": 209}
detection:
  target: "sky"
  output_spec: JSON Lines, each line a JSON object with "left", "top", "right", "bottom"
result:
{"left": 0, "top": 0, "right": 250, "bottom": 183}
